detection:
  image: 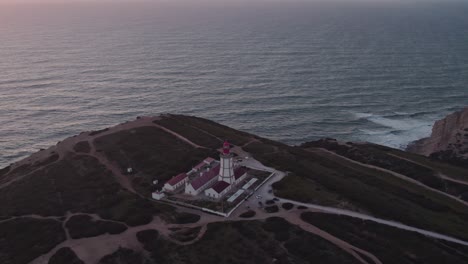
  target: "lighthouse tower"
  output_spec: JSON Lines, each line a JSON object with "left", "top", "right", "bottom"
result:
{"left": 218, "top": 141, "right": 235, "bottom": 184}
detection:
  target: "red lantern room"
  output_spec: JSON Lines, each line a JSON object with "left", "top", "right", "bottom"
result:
{"left": 223, "top": 141, "right": 230, "bottom": 155}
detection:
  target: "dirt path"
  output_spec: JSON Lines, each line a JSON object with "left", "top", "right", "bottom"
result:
{"left": 310, "top": 148, "right": 468, "bottom": 207}
{"left": 278, "top": 196, "right": 468, "bottom": 247}
{"left": 31, "top": 205, "right": 384, "bottom": 264}
{"left": 28, "top": 186, "right": 468, "bottom": 264}
{"left": 0, "top": 214, "right": 61, "bottom": 224}
{"left": 388, "top": 153, "right": 468, "bottom": 186}
{"left": 1, "top": 115, "right": 206, "bottom": 194}
{"left": 283, "top": 213, "right": 382, "bottom": 264}
{"left": 88, "top": 140, "right": 136, "bottom": 193}
{"left": 152, "top": 123, "right": 206, "bottom": 149}
{"left": 439, "top": 174, "right": 468, "bottom": 186}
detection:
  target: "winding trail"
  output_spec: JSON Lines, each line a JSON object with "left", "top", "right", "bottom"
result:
{"left": 309, "top": 148, "right": 468, "bottom": 207}
{"left": 88, "top": 141, "right": 136, "bottom": 194}
{"left": 279, "top": 197, "right": 468, "bottom": 247}
{"left": 440, "top": 174, "right": 468, "bottom": 187}
{"left": 388, "top": 153, "right": 468, "bottom": 186}
{"left": 5, "top": 119, "right": 468, "bottom": 263}
{"left": 282, "top": 212, "right": 382, "bottom": 264}
{"left": 152, "top": 123, "right": 206, "bottom": 149}
{"left": 234, "top": 158, "right": 468, "bottom": 247}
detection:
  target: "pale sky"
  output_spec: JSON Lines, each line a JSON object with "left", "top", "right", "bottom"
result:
{"left": 0, "top": 0, "right": 452, "bottom": 2}
{"left": 0, "top": 0, "right": 458, "bottom": 6}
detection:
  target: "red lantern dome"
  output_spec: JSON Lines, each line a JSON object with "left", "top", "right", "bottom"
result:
{"left": 223, "top": 141, "right": 230, "bottom": 155}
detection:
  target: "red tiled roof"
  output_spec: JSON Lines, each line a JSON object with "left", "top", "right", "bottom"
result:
{"left": 234, "top": 167, "right": 248, "bottom": 180}
{"left": 190, "top": 165, "right": 220, "bottom": 190}
{"left": 193, "top": 161, "right": 206, "bottom": 171}
{"left": 166, "top": 173, "right": 187, "bottom": 186}
{"left": 211, "top": 181, "right": 230, "bottom": 194}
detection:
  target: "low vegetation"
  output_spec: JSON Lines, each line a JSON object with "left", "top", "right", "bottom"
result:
{"left": 305, "top": 139, "right": 468, "bottom": 197}
{"left": 156, "top": 115, "right": 468, "bottom": 240}
{"left": 169, "top": 227, "right": 202, "bottom": 243}
{"left": 93, "top": 126, "right": 216, "bottom": 194}
{"left": 0, "top": 154, "right": 120, "bottom": 217}
{"left": 239, "top": 210, "right": 256, "bottom": 218}
{"left": 65, "top": 215, "right": 127, "bottom": 239}
{"left": 161, "top": 212, "right": 201, "bottom": 224}
{"left": 3, "top": 114, "right": 468, "bottom": 262}
{"left": 136, "top": 229, "right": 160, "bottom": 249}
{"left": 272, "top": 174, "right": 346, "bottom": 207}
{"left": 154, "top": 118, "right": 221, "bottom": 149}
{"left": 165, "top": 115, "right": 253, "bottom": 146}
{"left": 48, "top": 247, "right": 84, "bottom": 264}
{"left": 265, "top": 205, "right": 279, "bottom": 213}
{"left": 73, "top": 141, "right": 91, "bottom": 153}
{"left": 99, "top": 247, "right": 148, "bottom": 264}
{"left": 301, "top": 212, "right": 468, "bottom": 264}
{"left": 259, "top": 142, "right": 468, "bottom": 240}
{"left": 136, "top": 219, "right": 358, "bottom": 264}
{"left": 0, "top": 218, "right": 66, "bottom": 264}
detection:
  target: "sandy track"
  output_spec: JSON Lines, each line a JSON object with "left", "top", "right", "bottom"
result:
{"left": 283, "top": 213, "right": 382, "bottom": 264}
{"left": 153, "top": 123, "right": 206, "bottom": 149}
{"left": 6, "top": 119, "right": 468, "bottom": 263}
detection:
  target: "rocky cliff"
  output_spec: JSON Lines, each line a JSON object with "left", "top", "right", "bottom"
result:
{"left": 407, "top": 107, "right": 468, "bottom": 160}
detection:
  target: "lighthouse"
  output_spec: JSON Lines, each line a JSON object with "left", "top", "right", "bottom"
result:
{"left": 218, "top": 141, "right": 235, "bottom": 184}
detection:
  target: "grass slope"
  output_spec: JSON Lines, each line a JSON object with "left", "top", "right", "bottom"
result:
{"left": 301, "top": 212, "right": 468, "bottom": 264}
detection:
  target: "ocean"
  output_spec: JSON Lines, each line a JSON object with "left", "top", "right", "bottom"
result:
{"left": 1, "top": 1, "right": 468, "bottom": 168}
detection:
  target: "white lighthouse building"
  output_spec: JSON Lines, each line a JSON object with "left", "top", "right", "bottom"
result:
{"left": 218, "top": 141, "right": 235, "bottom": 184}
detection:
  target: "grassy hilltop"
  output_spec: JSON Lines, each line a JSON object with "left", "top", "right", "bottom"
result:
{"left": 0, "top": 114, "right": 467, "bottom": 264}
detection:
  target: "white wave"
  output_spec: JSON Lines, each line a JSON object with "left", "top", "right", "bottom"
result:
{"left": 355, "top": 112, "right": 433, "bottom": 149}
{"left": 353, "top": 112, "right": 374, "bottom": 119}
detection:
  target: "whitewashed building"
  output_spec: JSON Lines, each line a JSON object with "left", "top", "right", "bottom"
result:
{"left": 163, "top": 173, "right": 188, "bottom": 192}
{"left": 205, "top": 181, "right": 231, "bottom": 199}
{"left": 185, "top": 165, "right": 220, "bottom": 195}
{"left": 152, "top": 191, "right": 165, "bottom": 200}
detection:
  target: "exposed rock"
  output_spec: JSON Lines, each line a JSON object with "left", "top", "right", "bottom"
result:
{"left": 407, "top": 107, "right": 468, "bottom": 160}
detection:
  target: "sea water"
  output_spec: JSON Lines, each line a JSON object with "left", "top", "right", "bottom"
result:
{"left": 1, "top": 1, "right": 468, "bottom": 167}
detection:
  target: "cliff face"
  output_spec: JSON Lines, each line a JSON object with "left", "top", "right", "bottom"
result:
{"left": 407, "top": 107, "right": 468, "bottom": 159}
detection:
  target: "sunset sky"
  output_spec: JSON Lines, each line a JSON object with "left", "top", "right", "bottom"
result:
{"left": 0, "top": 0, "right": 453, "bottom": 3}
